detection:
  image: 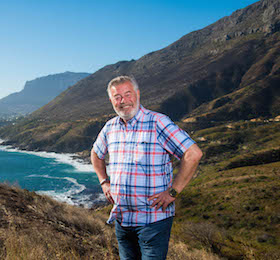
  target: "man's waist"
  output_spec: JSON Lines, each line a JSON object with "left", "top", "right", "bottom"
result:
{"left": 108, "top": 204, "right": 175, "bottom": 226}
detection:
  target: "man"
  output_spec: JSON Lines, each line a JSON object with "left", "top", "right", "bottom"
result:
{"left": 91, "top": 76, "right": 202, "bottom": 260}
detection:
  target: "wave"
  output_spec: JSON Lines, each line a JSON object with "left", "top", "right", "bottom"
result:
{"left": 37, "top": 190, "right": 106, "bottom": 208}
{"left": 27, "top": 174, "right": 86, "bottom": 195}
{"left": 27, "top": 174, "right": 105, "bottom": 208}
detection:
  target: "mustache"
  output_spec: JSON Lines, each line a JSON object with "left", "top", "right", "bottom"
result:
{"left": 120, "top": 103, "right": 133, "bottom": 108}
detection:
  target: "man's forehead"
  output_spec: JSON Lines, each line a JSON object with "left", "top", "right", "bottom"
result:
{"left": 111, "top": 81, "right": 135, "bottom": 93}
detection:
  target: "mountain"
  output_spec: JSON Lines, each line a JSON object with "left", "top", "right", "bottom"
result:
{"left": 0, "top": 71, "right": 90, "bottom": 118}
{"left": 27, "top": 0, "right": 280, "bottom": 122}
{"left": 0, "top": 0, "right": 280, "bottom": 154}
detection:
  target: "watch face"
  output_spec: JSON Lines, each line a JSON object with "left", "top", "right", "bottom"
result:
{"left": 169, "top": 188, "right": 177, "bottom": 197}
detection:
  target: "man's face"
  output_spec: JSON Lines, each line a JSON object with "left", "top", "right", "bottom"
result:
{"left": 109, "top": 81, "right": 140, "bottom": 121}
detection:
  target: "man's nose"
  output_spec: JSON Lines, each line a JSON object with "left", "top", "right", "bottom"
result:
{"left": 120, "top": 96, "right": 127, "bottom": 103}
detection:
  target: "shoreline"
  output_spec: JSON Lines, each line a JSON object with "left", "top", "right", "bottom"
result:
{"left": 0, "top": 139, "right": 107, "bottom": 208}
{"left": 0, "top": 138, "right": 93, "bottom": 172}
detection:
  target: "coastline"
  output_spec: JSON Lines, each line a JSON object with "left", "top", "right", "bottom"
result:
{"left": 0, "top": 138, "right": 92, "bottom": 172}
{"left": 0, "top": 138, "right": 107, "bottom": 208}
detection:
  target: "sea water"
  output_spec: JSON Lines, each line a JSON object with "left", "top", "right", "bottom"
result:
{"left": 0, "top": 142, "right": 105, "bottom": 208}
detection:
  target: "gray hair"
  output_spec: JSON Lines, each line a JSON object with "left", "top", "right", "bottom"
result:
{"left": 107, "top": 75, "right": 139, "bottom": 98}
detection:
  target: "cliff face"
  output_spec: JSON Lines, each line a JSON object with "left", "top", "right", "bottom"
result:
{"left": 0, "top": 0, "right": 280, "bottom": 153}
{"left": 0, "top": 72, "right": 90, "bottom": 117}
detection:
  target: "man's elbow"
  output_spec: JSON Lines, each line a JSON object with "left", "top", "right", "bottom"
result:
{"left": 91, "top": 148, "right": 98, "bottom": 163}
{"left": 185, "top": 144, "right": 203, "bottom": 163}
{"left": 90, "top": 147, "right": 95, "bottom": 156}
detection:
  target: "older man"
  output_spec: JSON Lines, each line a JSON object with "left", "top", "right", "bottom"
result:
{"left": 91, "top": 76, "right": 202, "bottom": 260}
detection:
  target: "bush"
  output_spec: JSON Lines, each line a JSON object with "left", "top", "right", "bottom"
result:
{"left": 182, "top": 222, "right": 225, "bottom": 256}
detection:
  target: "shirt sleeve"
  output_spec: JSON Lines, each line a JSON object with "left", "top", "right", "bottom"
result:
{"left": 156, "top": 115, "right": 195, "bottom": 160}
{"left": 93, "top": 123, "right": 108, "bottom": 160}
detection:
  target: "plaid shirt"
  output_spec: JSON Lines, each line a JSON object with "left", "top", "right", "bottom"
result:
{"left": 93, "top": 105, "right": 195, "bottom": 226}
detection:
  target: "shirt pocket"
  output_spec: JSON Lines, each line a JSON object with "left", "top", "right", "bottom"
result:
{"left": 134, "top": 135, "right": 150, "bottom": 164}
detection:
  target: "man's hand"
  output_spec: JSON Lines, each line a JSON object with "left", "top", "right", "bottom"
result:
{"left": 148, "top": 190, "right": 175, "bottom": 212}
{"left": 91, "top": 149, "right": 115, "bottom": 204}
{"left": 101, "top": 182, "right": 114, "bottom": 204}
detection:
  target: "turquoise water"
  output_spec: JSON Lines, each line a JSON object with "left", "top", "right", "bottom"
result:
{"left": 0, "top": 145, "right": 104, "bottom": 208}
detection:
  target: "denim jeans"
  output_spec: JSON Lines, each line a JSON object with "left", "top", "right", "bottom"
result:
{"left": 115, "top": 217, "right": 173, "bottom": 260}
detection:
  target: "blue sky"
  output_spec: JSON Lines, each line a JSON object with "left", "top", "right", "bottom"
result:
{"left": 0, "top": 0, "right": 259, "bottom": 99}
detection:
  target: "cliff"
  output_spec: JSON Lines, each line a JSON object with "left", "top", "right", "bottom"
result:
{"left": 0, "top": 72, "right": 90, "bottom": 118}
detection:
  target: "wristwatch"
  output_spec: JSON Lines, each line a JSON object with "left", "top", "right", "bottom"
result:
{"left": 168, "top": 187, "right": 178, "bottom": 198}
{"left": 100, "top": 178, "right": 110, "bottom": 185}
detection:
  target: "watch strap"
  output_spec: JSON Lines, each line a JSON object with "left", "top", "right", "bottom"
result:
{"left": 100, "top": 178, "right": 110, "bottom": 185}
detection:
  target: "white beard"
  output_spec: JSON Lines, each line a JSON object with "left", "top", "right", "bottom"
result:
{"left": 113, "top": 98, "right": 140, "bottom": 121}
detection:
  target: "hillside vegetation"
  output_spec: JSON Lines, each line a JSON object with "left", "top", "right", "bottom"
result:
{"left": 0, "top": 183, "right": 118, "bottom": 259}
{"left": 171, "top": 120, "right": 280, "bottom": 259}
{"left": 0, "top": 120, "right": 279, "bottom": 259}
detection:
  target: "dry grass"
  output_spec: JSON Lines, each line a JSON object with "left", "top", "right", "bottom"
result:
{"left": 167, "top": 240, "right": 222, "bottom": 260}
{"left": 0, "top": 183, "right": 119, "bottom": 260}
{"left": 0, "top": 224, "right": 118, "bottom": 260}
{"left": 0, "top": 183, "right": 225, "bottom": 260}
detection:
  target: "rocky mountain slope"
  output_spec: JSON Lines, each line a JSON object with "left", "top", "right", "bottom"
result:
{"left": 0, "top": 71, "right": 90, "bottom": 118}
{"left": 28, "top": 0, "right": 280, "bottom": 122}
{"left": 0, "top": 0, "right": 279, "bottom": 154}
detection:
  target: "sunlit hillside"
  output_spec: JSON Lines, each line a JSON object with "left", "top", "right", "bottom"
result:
{"left": 0, "top": 120, "right": 279, "bottom": 259}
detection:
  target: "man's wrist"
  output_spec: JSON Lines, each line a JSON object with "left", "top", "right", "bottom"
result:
{"left": 168, "top": 187, "right": 178, "bottom": 198}
{"left": 100, "top": 178, "right": 110, "bottom": 185}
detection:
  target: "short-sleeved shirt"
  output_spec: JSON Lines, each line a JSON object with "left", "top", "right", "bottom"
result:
{"left": 93, "top": 105, "right": 195, "bottom": 226}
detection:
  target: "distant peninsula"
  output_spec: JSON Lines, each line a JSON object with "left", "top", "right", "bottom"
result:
{"left": 0, "top": 71, "right": 90, "bottom": 119}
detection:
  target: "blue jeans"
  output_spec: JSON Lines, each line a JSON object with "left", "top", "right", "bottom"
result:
{"left": 115, "top": 217, "right": 173, "bottom": 260}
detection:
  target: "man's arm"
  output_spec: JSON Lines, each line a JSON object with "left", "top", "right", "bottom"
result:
{"left": 91, "top": 148, "right": 114, "bottom": 204}
{"left": 172, "top": 143, "right": 203, "bottom": 193}
{"left": 148, "top": 143, "right": 203, "bottom": 212}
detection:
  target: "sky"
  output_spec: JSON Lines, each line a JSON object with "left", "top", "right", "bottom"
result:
{"left": 0, "top": 0, "right": 259, "bottom": 99}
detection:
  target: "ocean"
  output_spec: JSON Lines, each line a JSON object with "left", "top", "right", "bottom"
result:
{"left": 0, "top": 142, "right": 105, "bottom": 208}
